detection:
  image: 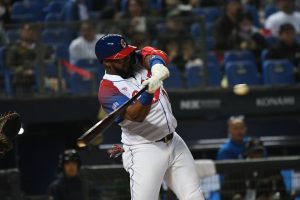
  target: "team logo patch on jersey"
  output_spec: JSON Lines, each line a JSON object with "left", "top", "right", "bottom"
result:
{"left": 112, "top": 102, "right": 120, "bottom": 110}
{"left": 121, "top": 87, "right": 128, "bottom": 91}
{"left": 121, "top": 39, "right": 127, "bottom": 48}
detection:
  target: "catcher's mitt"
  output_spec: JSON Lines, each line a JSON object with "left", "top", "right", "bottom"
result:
{"left": 0, "top": 112, "right": 21, "bottom": 158}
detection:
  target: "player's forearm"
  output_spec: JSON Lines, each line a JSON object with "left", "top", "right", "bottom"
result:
{"left": 123, "top": 92, "right": 153, "bottom": 122}
{"left": 124, "top": 102, "right": 151, "bottom": 122}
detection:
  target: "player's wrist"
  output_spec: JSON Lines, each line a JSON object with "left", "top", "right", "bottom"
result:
{"left": 149, "top": 55, "right": 165, "bottom": 69}
{"left": 138, "top": 91, "right": 153, "bottom": 106}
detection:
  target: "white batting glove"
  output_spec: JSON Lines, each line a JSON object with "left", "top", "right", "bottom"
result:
{"left": 142, "top": 76, "right": 162, "bottom": 94}
{"left": 151, "top": 63, "right": 170, "bottom": 81}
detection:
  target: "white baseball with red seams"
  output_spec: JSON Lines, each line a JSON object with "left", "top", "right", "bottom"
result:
{"left": 99, "top": 68, "right": 205, "bottom": 200}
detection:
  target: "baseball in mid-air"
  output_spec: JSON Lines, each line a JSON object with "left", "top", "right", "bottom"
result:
{"left": 233, "top": 84, "right": 249, "bottom": 96}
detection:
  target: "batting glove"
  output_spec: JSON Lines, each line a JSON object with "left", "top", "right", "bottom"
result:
{"left": 142, "top": 76, "right": 162, "bottom": 94}
{"left": 151, "top": 63, "right": 170, "bottom": 81}
{"left": 109, "top": 144, "right": 124, "bottom": 158}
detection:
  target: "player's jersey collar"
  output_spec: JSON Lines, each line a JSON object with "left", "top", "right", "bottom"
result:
{"left": 103, "top": 73, "right": 125, "bottom": 82}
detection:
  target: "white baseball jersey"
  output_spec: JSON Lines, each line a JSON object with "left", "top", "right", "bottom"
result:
{"left": 98, "top": 68, "right": 177, "bottom": 145}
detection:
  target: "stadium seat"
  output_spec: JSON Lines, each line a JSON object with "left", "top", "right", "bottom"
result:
{"left": 42, "top": 28, "right": 73, "bottom": 46}
{"left": 186, "top": 62, "right": 221, "bottom": 88}
{"left": 190, "top": 23, "right": 201, "bottom": 38}
{"left": 207, "top": 52, "right": 219, "bottom": 66}
{"left": 44, "top": 1, "right": 64, "bottom": 14}
{"left": 206, "top": 37, "right": 215, "bottom": 51}
{"left": 44, "top": 13, "right": 62, "bottom": 23}
{"left": 163, "top": 65, "right": 183, "bottom": 89}
{"left": 74, "top": 59, "right": 105, "bottom": 84}
{"left": 244, "top": 5, "right": 260, "bottom": 27}
{"left": 11, "top": 2, "right": 44, "bottom": 22}
{"left": 224, "top": 50, "right": 255, "bottom": 64}
{"left": 264, "top": 3, "right": 278, "bottom": 18}
{"left": 203, "top": 7, "right": 220, "bottom": 22}
{"left": 262, "top": 60, "right": 295, "bottom": 85}
{"left": 75, "top": 59, "right": 99, "bottom": 69}
{"left": 207, "top": 63, "right": 221, "bottom": 87}
{"left": 225, "top": 61, "right": 260, "bottom": 86}
{"left": 67, "top": 68, "right": 99, "bottom": 94}
{"left": 148, "top": 0, "right": 162, "bottom": 10}
{"left": 261, "top": 49, "right": 269, "bottom": 61}
{"left": 55, "top": 44, "right": 69, "bottom": 60}
{"left": 186, "top": 66, "right": 203, "bottom": 88}
{"left": 206, "top": 22, "right": 215, "bottom": 36}
{"left": 192, "top": 7, "right": 220, "bottom": 22}
{"left": 6, "top": 30, "right": 19, "bottom": 43}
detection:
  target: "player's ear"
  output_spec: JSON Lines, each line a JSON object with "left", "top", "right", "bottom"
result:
{"left": 103, "top": 60, "right": 112, "bottom": 68}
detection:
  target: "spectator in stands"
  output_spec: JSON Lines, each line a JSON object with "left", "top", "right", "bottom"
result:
{"left": 268, "top": 23, "right": 300, "bottom": 67}
{"left": 215, "top": 0, "right": 242, "bottom": 52}
{"left": 121, "top": 0, "right": 148, "bottom": 38}
{"left": 228, "top": 11, "right": 267, "bottom": 69}
{"left": 100, "top": 0, "right": 122, "bottom": 20}
{"left": 61, "top": 0, "right": 89, "bottom": 21}
{"left": 48, "top": 149, "right": 90, "bottom": 200}
{"left": 0, "top": 0, "right": 11, "bottom": 24}
{"left": 182, "top": 37, "right": 203, "bottom": 70}
{"left": 265, "top": 0, "right": 300, "bottom": 37}
{"left": 5, "top": 24, "right": 48, "bottom": 93}
{"left": 217, "top": 115, "right": 248, "bottom": 160}
{"left": 69, "top": 21, "right": 103, "bottom": 64}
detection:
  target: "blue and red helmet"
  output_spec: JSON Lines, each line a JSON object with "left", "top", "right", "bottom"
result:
{"left": 95, "top": 34, "right": 137, "bottom": 63}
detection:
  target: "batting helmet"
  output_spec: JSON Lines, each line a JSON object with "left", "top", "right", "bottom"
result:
{"left": 95, "top": 34, "right": 137, "bottom": 63}
{"left": 58, "top": 149, "right": 81, "bottom": 170}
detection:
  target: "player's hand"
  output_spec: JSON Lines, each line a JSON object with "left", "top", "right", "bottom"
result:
{"left": 142, "top": 76, "right": 162, "bottom": 94}
{"left": 109, "top": 144, "right": 124, "bottom": 158}
{"left": 151, "top": 63, "right": 170, "bottom": 81}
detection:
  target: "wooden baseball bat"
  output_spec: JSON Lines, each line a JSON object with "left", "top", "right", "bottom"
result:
{"left": 77, "top": 86, "right": 148, "bottom": 148}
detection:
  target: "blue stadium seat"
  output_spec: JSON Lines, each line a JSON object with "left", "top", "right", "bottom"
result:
{"left": 42, "top": 28, "right": 73, "bottom": 46}
{"left": 190, "top": 23, "right": 201, "bottom": 38}
{"left": 225, "top": 61, "right": 260, "bottom": 86}
{"left": 206, "top": 22, "right": 215, "bottom": 36}
{"left": 67, "top": 68, "right": 99, "bottom": 94}
{"left": 75, "top": 59, "right": 99, "bottom": 69}
{"left": 244, "top": 5, "right": 260, "bottom": 27}
{"left": 55, "top": 44, "right": 69, "bottom": 60}
{"left": 262, "top": 60, "right": 295, "bottom": 85}
{"left": 44, "top": 1, "right": 64, "bottom": 14}
{"left": 6, "top": 30, "right": 19, "bottom": 43}
{"left": 148, "top": 0, "right": 162, "bottom": 10}
{"left": 44, "top": 13, "right": 62, "bottom": 23}
{"left": 206, "top": 37, "right": 215, "bottom": 51}
{"left": 264, "top": 3, "right": 278, "bottom": 18}
{"left": 207, "top": 52, "right": 219, "bottom": 65}
{"left": 261, "top": 49, "right": 269, "bottom": 61}
{"left": 224, "top": 50, "right": 255, "bottom": 64}
{"left": 207, "top": 63, "right": 221, "bottom": 87}
{"left": 11, "top": 2, "right": 44, "bottom": 22}
{"left": 203, "top": 7, "right": 220, "bottom": 22}
{"left": 186, "top": 66, "right": 203, "bottom": 88}
{"left": 163, "top": 65, "right": 183, "bottom": 89}
{"left": 192, "top": 7, "right": 220, "bottom": 22}
{"left": 74, "top": 59, "right": 104, "bottom": 85}
{"left": 186, "top": 63, "right": 221, "bottom": 88}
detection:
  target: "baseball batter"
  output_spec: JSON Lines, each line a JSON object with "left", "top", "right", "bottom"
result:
{"left": 95, "top": 34, "right": 204, "bottom": 200}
